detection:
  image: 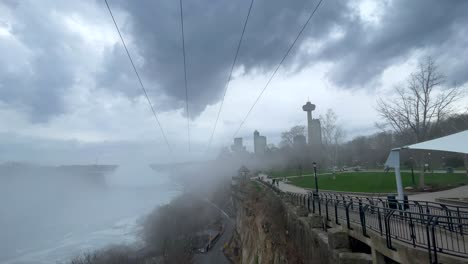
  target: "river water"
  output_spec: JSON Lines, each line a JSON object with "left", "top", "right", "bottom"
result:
{"left": 0, "top": 166, "right": 181, "bottom": 264}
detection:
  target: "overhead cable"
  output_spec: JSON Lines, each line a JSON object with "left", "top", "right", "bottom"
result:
{"left": 207, "top": 0, "right": 255, "bottom": 149}
{"left": 232, "top": 0, "right": 324, "bottom": 139}
{"left": 104, "top": 0, "right": 172, "bottom": 151}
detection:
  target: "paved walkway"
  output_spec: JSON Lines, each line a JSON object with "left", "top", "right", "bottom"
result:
{"left": 272, "top": 170, "right": 466, "bottom": 180}
{"left": 259, "top": 174, "right": 308, "bottom": 194}
{"left": 264, "top": 173, "right": 468, "bottom": 203}
{"left": 193, "top": 200, "right": 234, "bottom": 264}
{"left": 271, "top": 172, "right": 332, "bottom": 179}
{"left": 409, "top": 184, "right": 468, "bottom": 202}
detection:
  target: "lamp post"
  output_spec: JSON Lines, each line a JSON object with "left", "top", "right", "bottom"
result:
{"left": 312, "top": 162, "right": 320, "bottom": 214}
{"left": 313, "top": 162, "right": 319, "bottom": 192}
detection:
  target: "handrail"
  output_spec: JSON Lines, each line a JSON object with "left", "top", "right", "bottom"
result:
{"left": 255, "top": 178, "right": 468, "bottom": 262}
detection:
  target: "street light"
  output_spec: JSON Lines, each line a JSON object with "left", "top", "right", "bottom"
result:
{"left": 313, "top": 162, "right": 319, "bottom": 193}
{"left": 312, "top": 161, "right": 321, "bottom": 215}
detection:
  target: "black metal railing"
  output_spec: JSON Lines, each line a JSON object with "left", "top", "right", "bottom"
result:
{"left": 256, "top": 178, "right": 468, "bottom": 263}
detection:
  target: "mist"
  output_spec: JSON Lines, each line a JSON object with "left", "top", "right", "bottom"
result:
{"left": 0, "top": 161, "right": 181, "bottom": 264}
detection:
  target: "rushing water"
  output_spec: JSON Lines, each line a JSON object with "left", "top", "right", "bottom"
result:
{"left": 0, "top": 165, "right": 181, "bottom": 264}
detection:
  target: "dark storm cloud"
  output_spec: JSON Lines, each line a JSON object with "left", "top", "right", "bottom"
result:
{"left": 0, "top": 1, "right": 75, "bottom": 121}
{"left": 0, "top": 1, "right": 101, "bottom": 122}
{"left": 1, "top": 0, "right": 468, "bottom": 121}
{"left": 98, "top": 0, "right": 351, "bottom": 115}
{"left": 101, "top": 0, "right": 468, "bottom": 116}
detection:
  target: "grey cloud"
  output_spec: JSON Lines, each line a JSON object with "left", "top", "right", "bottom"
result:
{"left": 314, "top": 0, "right": 468, "bottom": 87}
{"left": 0, "top": 1, "right": 75, "bottom": 121}
{"left": 99, "top": 0, "right": 351, "bottom": 116}
{"left": 0, "top": 1, "right": 104, "bottom": 122}
{"left": 97, "top": 45, "right": 142, "bottom": 99}
{"left": 0, "top": 1, "right": 98, "bottom": 122}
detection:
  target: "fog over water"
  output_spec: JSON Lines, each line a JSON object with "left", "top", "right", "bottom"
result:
{"left": 0, "top": 164, "right": 181, "bottom": 264}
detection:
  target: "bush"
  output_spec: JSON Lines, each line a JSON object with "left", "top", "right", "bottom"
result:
{"left": 69, "top": 194, "right": 222, "bottom": 264}
{"left": 69, "top": 246, "right": 146, "bottom": 264}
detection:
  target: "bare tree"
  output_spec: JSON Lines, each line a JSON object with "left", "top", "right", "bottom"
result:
{"left": 280, "top": 125, "right": 305, "bottom": 147}
{"left": 320, "top": 109, "right": 345, "bottom": 176}
{"left": 377, "top": 56, "right": 464, "bottom": 187}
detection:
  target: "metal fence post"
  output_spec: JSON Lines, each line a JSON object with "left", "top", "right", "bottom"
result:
{"left": 360, "top": 204, "right": 369, "bottom": 237}
{"left": 425, "top": 215, "right": 434, "bottom": 263}
{"left": 335, "top": 200, "right": 339, "bottom": 225}
{"left": 441, "top": 205, "right": 454, "bottom": 232}
{"left": 318, "top": 193, "right": 322, "bottom": 216}
{"left": 408, "top": 212, "right": 416, "bottom": 247}
{"left": 431, "top": 217, "right": 439, "bottom": 264}
{"left": 345, "top": 202, "right": 352, "bottom": 230}
{"left": 325, "top": 195, "right": 330, "bottom": 221}
{"left": 384, "top": 209, "right": 396, "bottom": 250}
{"left": 377, "top": 207, "right": 383, "bottom": 235}
{"left": 457, "top": 207, "right": 464, "bottom": 236}
{"left": 312, "top": 193, "right": 316, "bottom": 213}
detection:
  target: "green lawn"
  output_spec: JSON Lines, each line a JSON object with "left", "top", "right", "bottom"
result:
{"left": 288, "top": 172, "right": 468, "bottom": 193}
{"left": 250, "top": 181, "right": 263, "bottom": 192}
{"left": 268, "top": 169, "right": 316, "bottom": 178}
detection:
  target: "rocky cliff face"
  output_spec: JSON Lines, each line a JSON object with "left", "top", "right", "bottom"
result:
{"left": 229, "top": 182, "right": 303, "bottom": 264}
{"left": 228, "top": 181, "right": 374, "bottom": 264}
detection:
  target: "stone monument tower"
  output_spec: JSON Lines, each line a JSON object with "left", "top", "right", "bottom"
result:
{"left": 302, "top": 101, "right": 322, "bottom": 146}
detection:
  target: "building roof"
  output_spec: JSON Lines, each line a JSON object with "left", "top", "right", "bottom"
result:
{"left": 402, "top": 130, "right": 468, "bottom": 154}
{"left": 386, "top": 130, "right": 468, "bottom": 168}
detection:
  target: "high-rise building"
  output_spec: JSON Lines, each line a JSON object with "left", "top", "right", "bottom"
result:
{"left": 253, "top": 130, "right": 267, "bottom": 155}
{"left": 231, "top": 137, "right": 246, "bottom": 153}
{"left": 293, "top": 134, "right": 307, "bottom": 146}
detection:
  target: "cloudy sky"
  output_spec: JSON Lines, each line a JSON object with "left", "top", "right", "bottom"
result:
{"left": 1, "top": 0, "right": 467, "bottom": 165}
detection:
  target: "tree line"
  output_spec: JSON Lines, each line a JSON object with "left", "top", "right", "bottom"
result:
{"left": 222, "top": 57, "right": 467, "bottom": 188}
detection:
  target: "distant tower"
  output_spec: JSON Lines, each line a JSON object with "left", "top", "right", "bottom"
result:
{"left": 302, "top": 101, "right": 322, "bottom": 146}
{"left": 232, "top": 137, "right": 246, "bottom": 153}
{"left": 253, "top": 130, "right": 267, "bottom": 155}
{"left": 293, "top": 134, "right": 307, "bottom": 146}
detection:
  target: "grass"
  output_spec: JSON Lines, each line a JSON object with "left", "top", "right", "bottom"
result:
{"left": 268, "top": 169, "right": 315, "bottom": 178}
{"left": 250, "top": 181, "right": 263, "bottom": 192}
{"left": 288, "top": 172, "right": 468, "bottom": 193}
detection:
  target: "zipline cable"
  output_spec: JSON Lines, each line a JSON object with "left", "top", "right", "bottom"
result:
{"left": 232, "top": 0, "right": 324, "bottom": 139}
{"left": 179, "top": 0, "right": 191, "bottom": 152}
{"left": 104, "top": 0, "right": 172, "bottom": 151}
{"left": 207, "top": 0, "right": 255, "bottom": 149}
